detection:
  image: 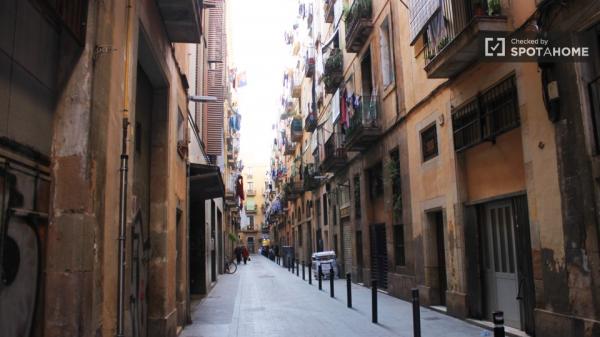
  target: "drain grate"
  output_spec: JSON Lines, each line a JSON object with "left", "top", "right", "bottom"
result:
{"left": 423, "top": 317, "right": 441, "bottom": 321}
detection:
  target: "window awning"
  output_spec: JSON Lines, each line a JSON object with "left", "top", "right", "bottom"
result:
{"left": 190, "top": 163, "right": 224, "bottom": 200}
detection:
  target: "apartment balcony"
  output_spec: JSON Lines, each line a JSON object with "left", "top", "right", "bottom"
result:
{"left": 321, "top": 134, "right": 347, "bottom": 173}
{"left": 344, "top": 0, "right": 373, "bottom": 53}
{"left": 345, "top": 95, "right": 381, "bottom": 151}
{"left": 284, "top": 143, "right": 297, "bottom": 156}
{"left": 292, "top": 74, "right": 302, "bottom": 98}
{"left": 285, "top": 180, "right": 304, "bottom": 201}
{"left": 247, "top": 189, "right": 256, "bottom": 197}
{"left": 303, "top": 164, "right": 321, "bottom": 191}
{"left": 324, "top": 0, "right": 335, "bottom": 23}
{"left": 305, "top": 112, "right": 318, "bottom": 132}
{"left": 291, "top": 118, "right": 303, "bottom": 142}
{"left": 424, "top": 0, "right": 509, "bottom": 78}
{"left": 156, "top": 0, "right": 202, "bottom": 43}
{"left": 304, "top": 47, "right": 316, "bottom": 77}
{"left": 323, "top": 48, "right": 343, "bottom": 94}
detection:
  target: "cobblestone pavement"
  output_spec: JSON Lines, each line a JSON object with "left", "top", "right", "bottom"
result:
{"left": 181, "top": 255, "right": 489, "bottom": 337}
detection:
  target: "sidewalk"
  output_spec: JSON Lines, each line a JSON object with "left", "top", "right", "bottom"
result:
{"left": 181, "top": 255, "right": 491, "bottom": 337}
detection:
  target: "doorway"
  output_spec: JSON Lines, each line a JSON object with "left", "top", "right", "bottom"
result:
{"left": 434, "top": 212, "right": 447, "bottom": 306}
{"left": 369, "top": 223, "right": 388, "bottom": 288}
{"left": 210, "top": 201, "right": 216, "bottom": 282}
{"left": 481, "top": 200, "right": 522, "bottom": 329}
{"left": 189, "top": 203, "right": 206, "bottom": 294}
{"left": 426, "top": 210, "right": 447, "bottom": 306}
{"left": 356, "top": 230, "right": 363, "bottom": 283}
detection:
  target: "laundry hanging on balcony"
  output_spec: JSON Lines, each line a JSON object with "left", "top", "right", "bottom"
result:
{"left": 228, "top": 113, "right": 241, "bottom": 132}
{"left": 236, "top": 175, "right": 245, "bottom": 201}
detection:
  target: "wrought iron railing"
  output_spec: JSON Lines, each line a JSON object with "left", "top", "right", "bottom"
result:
{"left": 347, "top": 95, "right": 379, "bottom": 138}
{"left": 424, "top": 0, "right": 502, "bottom": 63}
{"left": 344, "top": 0, "right": 372, "bottom": 47}
{"left": 323, "top": 48, "right": 344, "bottom": 93}
{"left": 452, "top": 76, "right": 519, "bottom": 152}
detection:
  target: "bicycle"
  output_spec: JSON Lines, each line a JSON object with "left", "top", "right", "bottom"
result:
{"left": 224, "top": 256, "right": 237, "bottom": 274}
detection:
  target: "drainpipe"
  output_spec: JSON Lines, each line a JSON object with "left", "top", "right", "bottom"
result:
{"left": 117, "top": 1, "right": 133, "bottom": 336}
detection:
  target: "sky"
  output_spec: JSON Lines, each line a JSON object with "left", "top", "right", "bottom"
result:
{"left": 230, "top": 0, "right": 297, "bottom": 168}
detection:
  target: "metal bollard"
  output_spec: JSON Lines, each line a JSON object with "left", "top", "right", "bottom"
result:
{"left": 296, "top": 260, "right": 299, "bottom": 276}
{"left": 287, "top": 257, "right": 291, "bottom": 271}
{"left": 412, "top": 288, "right": 421, "bottom": 337}
{"left": 308, "top": 264, "right": 312, "bottom": 284}
{"left": 318, "top": 265, "right": 323, "bottom": 290}
{"left": 372, "top": 279, "right": 378, "bottom": 323}
{"left": 291, "top": 258, "right": 295, "bottom": 273}
{"left": 329, "top": 268, "right": 334, "bottom": 298}
{"left": 302, "top": 261, "right": 306, "bottom": 280}
{"left": 346, "top": 273, "right": 352, "bottom": 308}
{"left": 493, "top": 311, "right": 505, "bottom": 337}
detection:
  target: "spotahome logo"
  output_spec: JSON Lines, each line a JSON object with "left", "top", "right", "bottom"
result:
{"left": 481, "top": 31, "right": 594, "bottom": 63}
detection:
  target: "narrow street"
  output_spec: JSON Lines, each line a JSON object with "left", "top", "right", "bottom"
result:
{"left": 182, "top": 256, "right": 484, "bottom": 337}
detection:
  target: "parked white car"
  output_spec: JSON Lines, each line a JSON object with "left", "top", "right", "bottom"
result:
{"left": 311, "top": 251, "right": 338, "bottom": 279}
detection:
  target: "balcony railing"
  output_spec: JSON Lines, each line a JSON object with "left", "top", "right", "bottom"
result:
{"left": 321, "top": 133, "right": 347, "bottom": 172}
{"left": 292, "top": 72, "right": 302, "bottom": 98}
{"left": 344, "top": 0, "right": 373, "bottom": 53}
{"left": 247, "top": 189, "right": 256, "bottom": 196}
{"left": 285, "top": 180, "right": 304, "bottom": 200}
{"left": 423, "top": 0, "right": 508, "bottom": 78}
{"left": 291, "top": 118, "right": 303, "bottom": 142}
{"left": 284, "top": 143, "right": 297, "bottom": 156}
{"left": 324, "top": 0, "right": 335, "bottom": 23}
{"left": 345, "top": 95, "right": 381, "bottom": 151}
{"left": 305, "top": 112, "right": 318, "bottom": 132}
{"left": 303, "top": 164, "right": 321, "bottom": 191}
{"left": 323, "top": 48, "right": 344, "bottom": 93}
{"left": 304, "top": 47, "right": 316, "bottom": 77}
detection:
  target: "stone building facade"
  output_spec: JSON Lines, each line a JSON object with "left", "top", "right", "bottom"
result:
{"left": 0, "top": 1, "right": 229, "bottom": 337}
{"left": 267, "top": 0, "right": 600, "bottom": 336}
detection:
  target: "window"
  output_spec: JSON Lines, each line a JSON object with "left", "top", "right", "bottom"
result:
{"left": 421, "top": 124, "right": 438, "bottom": 162}
{"left": 354, "top": 175, "right": 361, "bottom": 219}
{"left": 323, "top": 193, "right": 328, "bottom": 226}
{"left": 361, "top": 47, "right": 373, "bottom": 95}
{"left": 452, "top": 76, "right": 520, "bottom": 152}
{"left": 379, "top": 18, "right": 395, "bottom": 88}
{"left": 177, "top": 109, "right": 187, "bottom": 158}
{"left": 393, "top": 224, "right": 406, "bottom": 266}
{"left": 249, "top": 216, "right": 254, "bottom": 227}
{"left": 368, "top": 163, "right": 384, "bottom": 199}
{"left": 333, "top": 206, "right": 337, "bottom": 226}
{"left": 390, "top": 149, "right": 402, "bottom": 220}
{"left": 298, "top": 224, "right": 303, "bottom": 246}
{"left": 316, "top": 199, "right": 321, "bottom": 226}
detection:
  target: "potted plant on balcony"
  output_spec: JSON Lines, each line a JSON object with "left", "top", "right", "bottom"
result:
{"left": 473, "top": 2, "right": 486, "bottom": 17}
{"left": 488, "top": 0, "right": 501, "bottom": 16}
{"left": 323, "top": 48, "right": 343, "bottom": 93}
